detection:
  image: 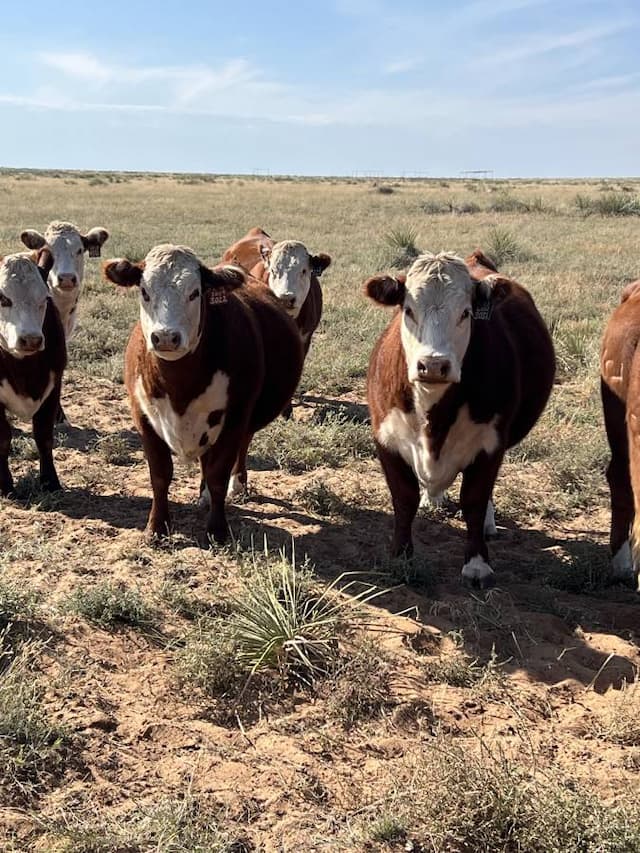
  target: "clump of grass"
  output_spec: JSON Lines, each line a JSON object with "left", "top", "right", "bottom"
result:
{"left": 550, "top": 318, "right": 598, "bottom": 380}
{"left": 540, "top": 541, "right": 610, "bottom": 593}
{"left": 11, "top": 435, "right": 39, "bottom": 462}
{"left": 487, "top": 193, "right": 549, "bottom": 214}
{"left": 575, "top": 191, "right": 640, "bottom": 216}
{"left": 420, "top": 199, "right": 450, "bottom": 214}
{"left": 485, "top": 226, "right": 531, "bottom": 266}
{"left": 360, "top": 736, "right": 640, "bottom": 852}
{"left": 249, "top": 410, "right": 373, "bottom": 473}
{"left": 95, "top": 434, "right": 134, "bottom": 466}
{"left": 293, "top": 479, "right": 346, "bottom": 517}
{"left": 63, "top": 583, "right": 155, "bottom": 630}
{"left": 592, "top": 680, "right": 640, "bottom": 746}
{"left": 375, "top": 184, "right": 394, "bottom": 194}
{"left": 326, "top": 638, "right": 393, "bottom": 728}
{"left": 175, "top": 616, "right": 243, "bottom": 699}
{"left": 383, "top": 227, "right": 420, "bottom": 269}
{"left": 13, "top": 473, "right": 64, "bottom": 511}
{"left": 0, "top": 641, "right": 70, "bottom": 806}
{"left": 368, "top": 813, "right": 407, "bottom": 843}
{"left": 0, "top": 581, "right": 39, "bottom": 657}
{"left": 424, "top": 631, "right": 504, "bottom": 693}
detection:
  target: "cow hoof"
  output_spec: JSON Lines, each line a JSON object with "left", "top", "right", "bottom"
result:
{"left": 609, "top": 541, "right": 636, "bottom": 586}
{"left": 461, "top": 556, "right": 495, "bottom": 589}
{"left": 197, "top": 484, "right": 211, "bottom": 510}
{"left": 226, "top": 474, "right": 246, "bottom": 500}
{"left": 144, "top": 526, "right": 170, "bottom": 546}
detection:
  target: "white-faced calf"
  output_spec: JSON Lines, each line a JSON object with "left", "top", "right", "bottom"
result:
{"left": 365, "top": 250, "right": 555, "bottom": 588}
{"left": 223, "top": 227, "right": 331, "bottom": 417}
{"left": 0, "top": 250, "right": 66, "bottom": 495}
{"left": 103, "top": 244, "right": 303, "bottom": 543}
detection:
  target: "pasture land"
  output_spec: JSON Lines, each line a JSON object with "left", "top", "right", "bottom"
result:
{"left": 2, "top": 171, "right": 640, "bottom": 850}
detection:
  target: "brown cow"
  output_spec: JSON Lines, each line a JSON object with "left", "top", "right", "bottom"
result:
{"left": 103, "top": 244, "right": 303, "bottom": 543}
{"left": 223, "top": 227, "right": 331, "bottom": 417}
{"left": 365, "top": 250, "right": 555, "bottom": 587}
{"left": 600, "top": 278, "right": 640, "bottom": 587}
{"left": 0, "top": 250, "right": 66, "bottom": 495}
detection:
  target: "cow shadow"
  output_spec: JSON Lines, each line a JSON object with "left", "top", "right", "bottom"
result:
{"left": 294, "top": 394, "right": 370, "bottom": 423}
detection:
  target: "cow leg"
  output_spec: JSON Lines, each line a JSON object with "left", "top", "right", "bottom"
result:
{"left": 55, "top": 403, "right": 69, "bottom": 426}
{"left": 228, "top": 432, "right": 253, "bottom": 499}
{"left": 281, "top": 401, "right": 294, "bottom": 420}
{"left": 484, "top": 498, "right": 498, "bottom": 538}
{"left": 139, "top": 419, "right": 173, "bottom": 539}
{"left": 460, "top": 451, "right": 503, "bottom": 589}
{"left": 202, "top": 433, "right": 244, "bottom": 545}
{"left": 32, "top": 383, "right": 62, "bottom": 492}
{"left": 602, "top": 381, "right": 635, "bottom": 582}
{"left": 0, "top": 408, "right": 13, "bottom": 496}
{"left": 376, "top": 443, "right": 420, "bottom": 557}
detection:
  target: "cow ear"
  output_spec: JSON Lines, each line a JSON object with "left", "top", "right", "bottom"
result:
{"left": 259, "top": 244, "right": 272, "bottom": 264}
{"left": 466, "top": 249, "right": 498, "bottom": 274}
{"left": 37, "top": 248, "right": 54, "bottom": 283}
{"left": 311, "top": 253, "right": 331, "bottom": 277}
{"left": 364, "top": 273, "right": 406, "bottom": 306}
{"left": 20, "top": 229, "right": 46, "bottom": 251}
{"left": 82, "top": 227, "right": 110, "bottom": 258}
{"left": 200, "top": 264, "right": 245, "bottom": 304}
{"left": 473, "top": 275, "right": 510, "bottom": 320}
{"left": 103, "top": 259, "right": 144, "bottom": 287}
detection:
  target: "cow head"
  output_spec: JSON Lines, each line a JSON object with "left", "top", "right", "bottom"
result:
{"left": 364, "top": 252, "right": 509, "bottom": 385}
{"left": 103, "top": 244, "right": 244, "bottom": 361}
{"left": 259, "top": 240, "right": 331, "bottom": 317}
{"left": 0, "top": 251, "right": 52, "bottom": 357}
{"left": 20, "top": 221, "right": 109, "bottom": 296}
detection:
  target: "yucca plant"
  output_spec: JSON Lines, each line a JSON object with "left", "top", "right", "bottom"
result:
{"left": 231, "top": 547, "right": 383, "bottom": 683}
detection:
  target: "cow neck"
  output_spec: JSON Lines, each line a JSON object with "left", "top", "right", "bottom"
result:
{"left": 414, "top": 382, "right": 463, "bottom": 459}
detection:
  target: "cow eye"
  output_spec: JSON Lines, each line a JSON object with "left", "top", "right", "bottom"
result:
{"left": 76, "top": 247, "right": 83, "bottom": 256}
{"left": 404, "top": 306, "right": 415, "bottom": 322}
{"left": 302, "top": 269, "right": 308, "bottom": 275}
{"left": 460, "top": 308, "right": 471, "bottom": 323}
{"left": 189, "top": 289, "right": 200, "bottom": 302}
{"left": 141, "top": 287, "right": 150, "bottom": 303}
{"left": 0, "top": 293, "right": 12, "bottom": 308}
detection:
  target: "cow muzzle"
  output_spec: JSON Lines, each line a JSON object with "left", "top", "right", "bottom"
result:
{"left": 416, "top": 356, "right": 453, "bottom": 384}
{"left": 277, "top": 292, "right": 297, "bottom": 312}
{"left": 56, "top": 273, "right": 78, "bottom": 292}
{"left": 150, "top": 329, "right": 183, "bottom": 353}
{"left": 16, "top": 333, "right": 44, "bottom": 355}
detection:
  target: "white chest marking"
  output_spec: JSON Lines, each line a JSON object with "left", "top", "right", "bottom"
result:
{"left": 135, "top": 371, "right": 229, "bottom": 461}
{"left": 0, "top": 372, "right": 55, "bottom": 421}
{"left": 378, "top": 402, "right": 499, "bottom": 497}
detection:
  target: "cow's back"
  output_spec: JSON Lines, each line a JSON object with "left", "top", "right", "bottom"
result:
{"left": 222, "top": 228, "right": 273, "bottom": 271}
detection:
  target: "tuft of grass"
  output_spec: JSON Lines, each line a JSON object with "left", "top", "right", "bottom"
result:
{"left": 175, "top": 616, "right": 243, "bottom": 699}
{"left": 485, "top": 226, "right": 531, "bottom": 266}
{"left": 368, "top": 813, "right": 407, "bottom": 843}
{"left": 592, "top": 680, "right": 640, "bottom": 746}
{"left": 63, "top": 583, "right": 155, "bottom": 630}
{"left": 249, "top": 410, "right": 373, "bottom": 473}
{"left": 575, "top": 191, "right": 640, "bottom": 216}
{"left": 0, "top": 581, "right": 39, "bottom": 658}
{"left": 326, "top": 638, "right": 393, "bottom": 728}
{"left": 383, "top": 227, "right": 420, "bottom": 269}
{"left": 424, "top": 631, "right": 504, "bottom": 694}
{"left": 0, "top": 640, "right": 70, "bottom": 806}
{"left": 94, "top": 434, "right": 134, "bottom": 466}
{"left": 293, "top": 479, "right": 346, "bottom": 517}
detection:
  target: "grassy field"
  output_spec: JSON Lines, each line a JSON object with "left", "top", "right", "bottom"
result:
{"left": 1, "top": 170, "right": 640, "bottom": 851}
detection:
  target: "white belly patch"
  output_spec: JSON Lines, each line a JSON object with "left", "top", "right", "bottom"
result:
{"left": 135, "top": 371, "right": 229, "bottom": 461}
{"left": 378, "top": 403, "right": 499, "bottom": 497}
{"left": 0, "top": 372, "right": 55, "bottom": 421}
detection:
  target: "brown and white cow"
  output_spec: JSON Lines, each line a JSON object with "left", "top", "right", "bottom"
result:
{"left": 0, "top": 250, "right": 66, "bottom": 495}
{"left": 365, "top": 250, "right": 555, "bottom": 587}
{"left": 600, "top": 279, "right": 640, "bottom": 588}
{"left": 223, "top": 227, "right": 331, "bottom": 417}
{"left": 103, "top": 244, "right": 303, "bottom": 543}
{"left": 20, "top": 221, "right": 109, "bottom": 423}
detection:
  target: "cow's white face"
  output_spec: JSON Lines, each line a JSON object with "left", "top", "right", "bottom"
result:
{"left": 0, "top": 254, "right": 49, "bottom": 357}
{"left": 20, "top": 222, "right": 109, "bottom": 297}
{"left": 138, "top": 245, "right": 204, "bottom": 361}
{"left": 263, "top": 241, "right": 312, "bottom": 317}
{"left": 400, "top": 254, "right": 474, "bottom": 385}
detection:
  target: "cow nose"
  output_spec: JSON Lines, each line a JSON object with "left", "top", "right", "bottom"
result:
{"left": 18, "top": 333, "right": 44, "bottom": 352}
{"left": 278, "top": 293, "right": 296, "bottom": 310}
{"left": 58, "top": 273, "right": 77, "bottom": 288}
{"left": 416, "top": 357, "right": 451, "bottom": 382}
{"left": 151, "top": 330, "right": 182, "bottom": 351}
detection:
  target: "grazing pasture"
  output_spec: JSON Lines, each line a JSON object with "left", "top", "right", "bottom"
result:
{"left": 2, "top": 170, "right": 640, "bottom": 851}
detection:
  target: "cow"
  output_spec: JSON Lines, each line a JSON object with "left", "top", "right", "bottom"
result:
{"left": 600, "top": 278, "right": 640, "bottom": 589}
{"left": 0, "top": 250, "right": 66, "bottom": 496}
{"left": 20, "top": 221, "right": 109, "bottom": 424}
{"left": 364, "top": 250, "right": 555, "bottom": 588}
{"left": 222, "top": 227, "right": 331, "bottom": 418}
{"left": 103, "top": 244, "right": 303, "bottom": 543}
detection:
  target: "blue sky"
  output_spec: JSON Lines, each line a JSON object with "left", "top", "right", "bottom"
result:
{"left": 0, "top": 0, "right": 638, "bottom": 176}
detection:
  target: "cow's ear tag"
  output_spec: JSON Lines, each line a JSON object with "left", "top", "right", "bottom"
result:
{"left": 473, "top": 301, "right": 493, "bottom": 321}
{"left": 88, "top": 245, "right": 101, "bottom": 258}
{"left": 209, "top": 289, "right": 228, "bottom": 305}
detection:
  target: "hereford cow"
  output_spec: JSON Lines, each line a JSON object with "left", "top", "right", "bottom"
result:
{"left": 103, "top": 244, "right": 303, "bottom": 543}
{"left": 365, "top": 250, "right": 555, "bottom": 587}
{"left": 223, "top": 227, "right": 331, "bottom": 417}
{"left": 600, "top": 279, "right": 640, "bottom": 588}
{"left": 20, "top": 221, "right": 109, "bottom": 423}
{"left": 0, "top": 250, "right": 66, "bottom": 495}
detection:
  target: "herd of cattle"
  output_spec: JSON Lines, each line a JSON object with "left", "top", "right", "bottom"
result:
{"left": 1, "top": 221, "right": 639, "bottom": 590}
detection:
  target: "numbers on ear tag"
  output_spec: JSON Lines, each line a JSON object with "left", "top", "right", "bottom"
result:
{"left": 209, "top": 289, "right": 228, "bottom": 305}
{"left": 473, "top": 302, "right": 493, "bottom": 321}
{"left": 88, "top": 245, "right": 101, "bottom": 258}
